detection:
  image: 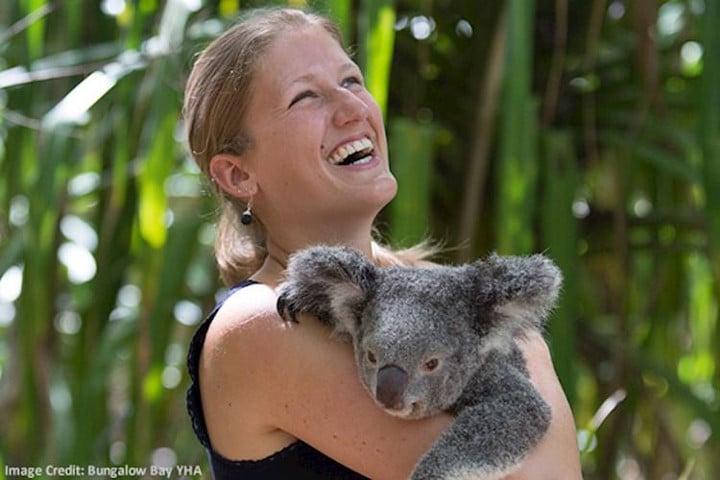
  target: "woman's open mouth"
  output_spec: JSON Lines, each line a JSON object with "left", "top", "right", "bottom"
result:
{"left": 328, "top": 137, "right": 374, "bottom": 166}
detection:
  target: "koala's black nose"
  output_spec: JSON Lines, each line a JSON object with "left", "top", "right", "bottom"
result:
{"left": 376, "top": 365, "right": 408, "bottom": 410}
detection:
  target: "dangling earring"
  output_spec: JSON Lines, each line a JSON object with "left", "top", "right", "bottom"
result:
{"left": 240, "top": 197, "right": 253, "bottom": 225}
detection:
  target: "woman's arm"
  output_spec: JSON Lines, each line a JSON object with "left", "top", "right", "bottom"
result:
{"left": 506, "top": 330, "right": 583, "bottom": 479}
{"left": 201, "top": 283, "right": 581, "bottom": 479}
{"left": 201, "top": 282, "right": 450, "bottom": 479}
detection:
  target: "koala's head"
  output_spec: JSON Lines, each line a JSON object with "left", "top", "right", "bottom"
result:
{"left": 289, "top": 246, "right": 562, "bottom": 419}
{"left": 353, "top": 269, "right": 482, "bottom": 418}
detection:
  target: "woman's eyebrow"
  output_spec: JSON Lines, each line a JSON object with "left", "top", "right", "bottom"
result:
{"left": 338, "top": 62, "right": 360, "bottom": 74}
{"left": 287, "top": 62, "right": 359, "bottom": 87}
{"left": 286, "top": 73, "right": 315, "bottom": 88}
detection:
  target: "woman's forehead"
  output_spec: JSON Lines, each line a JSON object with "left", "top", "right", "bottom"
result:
{"left": 256, "top": 26, "right": 354, "bottom": 87}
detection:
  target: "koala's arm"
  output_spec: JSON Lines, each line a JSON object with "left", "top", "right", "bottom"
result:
{"left": 410, "top": 349, "right": 551, "bottom": 480}
{"left": 276, "top": 246, "right": 376, "bottom": 335}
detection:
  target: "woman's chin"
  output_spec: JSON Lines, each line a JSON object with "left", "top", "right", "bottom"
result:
{"left": 372, "top": 172, "right": 398, "bottom": 206}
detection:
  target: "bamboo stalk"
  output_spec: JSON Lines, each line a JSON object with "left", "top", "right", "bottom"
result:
{"left": 457, "top": 7, "right": 506, "bottom": 261}
{"left": 495, "top": 0, "right": 537, "bottom": 255}
{"left": 698, "top": 0, "right": 720, "bottom": 473}
{"left": 358, "top": 0, "right": 396, "bottom": 117}
{"left": 388, "top": 118, "right": 435, "bottom": 247}
{"left": 540, "top": 130, "right": 578, "bottom": 407}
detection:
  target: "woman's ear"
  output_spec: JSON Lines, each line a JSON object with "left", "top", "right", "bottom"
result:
{"left": 209, "top": 153, "right": 257, "bottom": 199}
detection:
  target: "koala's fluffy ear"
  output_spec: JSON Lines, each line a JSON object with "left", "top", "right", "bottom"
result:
{"left": 471, "top": 253, "right": 563, "bottom": 330}
{"left": 283, "top": 245, "right": 377, "bottom": 336}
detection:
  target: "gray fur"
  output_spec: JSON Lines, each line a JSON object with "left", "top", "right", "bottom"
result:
{"left": 276, "top": 246, "right": 562, "bottom": 480}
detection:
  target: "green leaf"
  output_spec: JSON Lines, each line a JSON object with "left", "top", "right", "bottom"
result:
{"left": 138, "top": 114, "right": 176, "bottom": 248}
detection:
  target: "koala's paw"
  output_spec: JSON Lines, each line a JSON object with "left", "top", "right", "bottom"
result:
{"left": 276, "top": 277, "right": 339, "bottom": 327}
{"left": 275, "top": 282, "right": 306, "bottom": 324}
{"left": 411, "top": 454, "right": 521, "bottom": 480}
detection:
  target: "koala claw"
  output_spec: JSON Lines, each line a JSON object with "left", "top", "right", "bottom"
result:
{"left": 275, "top": 293, "right": 300, "bottom": 324}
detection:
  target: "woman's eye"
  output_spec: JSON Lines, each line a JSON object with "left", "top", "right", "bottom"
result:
{"left": 341, "top": 76, "right": 363, "bottom": 89}
{"left": 288, "top": 90, "right": 316, "bottom": 108}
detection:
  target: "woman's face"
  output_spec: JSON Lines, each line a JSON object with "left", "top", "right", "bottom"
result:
{"left": 242, "top": 25, "right": 397, "bottom": 235}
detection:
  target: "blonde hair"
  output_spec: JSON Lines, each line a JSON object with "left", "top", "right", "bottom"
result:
{"left": 183, "top": 8, "right": 435, "bottom": 285}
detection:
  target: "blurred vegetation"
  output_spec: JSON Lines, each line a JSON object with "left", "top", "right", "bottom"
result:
{"left": 0, "top": 0, "right": 718, "bottom": 479}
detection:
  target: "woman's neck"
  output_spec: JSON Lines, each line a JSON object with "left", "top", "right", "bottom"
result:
{"left": 251, "top": 230, "right": 375, "bottom": 287}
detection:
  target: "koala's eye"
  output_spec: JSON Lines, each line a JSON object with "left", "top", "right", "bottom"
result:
{"left": 366, "top": 351, "right": 377, "bottom": 364}
{"left": 423, "top": 358, "right": 440, "bottom": 372}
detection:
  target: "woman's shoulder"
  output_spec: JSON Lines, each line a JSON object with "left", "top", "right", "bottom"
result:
{"left": 199, "top": 280, "right": 346, "bottom": 414}
{"left": 198, "top": 282, "right": 303, "bottom": 458}
{"left": 201, "top": 282, "right": 290, "bottom": 381}
{"left": 202, "top": 281, "right": 324, "bottom": 354}
{"left": 212, "top": 282, "right": 280, "bottom": 330}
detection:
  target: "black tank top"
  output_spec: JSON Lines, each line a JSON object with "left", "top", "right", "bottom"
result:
{"left": 186, "top": 280, "right": 370, "bottom": 479}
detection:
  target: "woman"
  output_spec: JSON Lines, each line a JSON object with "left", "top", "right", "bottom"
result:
{"left": 184, "top": 7, "right": 582, "bottom": 479}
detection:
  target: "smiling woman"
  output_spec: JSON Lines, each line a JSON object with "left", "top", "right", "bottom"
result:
{"left": 205, "top": 18, "right": 398, "bottom": 252}
{"left": 182, "top": 7, "right": 582, "bottom": 480}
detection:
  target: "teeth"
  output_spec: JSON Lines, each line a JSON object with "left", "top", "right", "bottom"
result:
{"left": 328, "top": 137, "right": 373, "bottom": 165}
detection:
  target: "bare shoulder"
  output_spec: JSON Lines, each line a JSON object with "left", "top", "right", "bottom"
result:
{"left": 199, "top": 283, "right": 297, "bottom": 459}
{"left": 199, "top": 282, "right": 451, "bottom": 479}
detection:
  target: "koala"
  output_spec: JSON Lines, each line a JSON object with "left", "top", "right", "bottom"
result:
{"left": 276, "top": 245, "right": 562, "bottom": 480}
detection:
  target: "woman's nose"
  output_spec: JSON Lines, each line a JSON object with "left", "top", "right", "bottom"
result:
{"left": 332, "top": 89, "right": 369, "bottom": 126}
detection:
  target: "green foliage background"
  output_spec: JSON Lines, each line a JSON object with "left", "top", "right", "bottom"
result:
{"left": 0, "top": 0, "right": 718, "bottom": 478}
